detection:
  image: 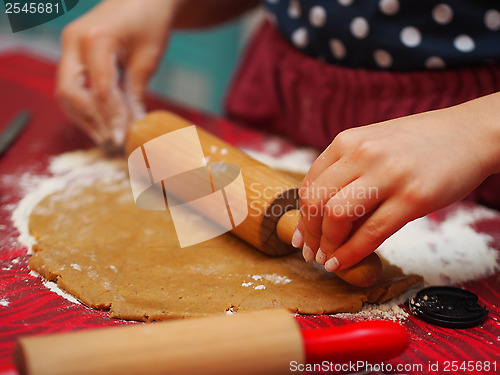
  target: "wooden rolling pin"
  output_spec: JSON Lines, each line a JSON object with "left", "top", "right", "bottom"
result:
{"left": 15, "top": 309, "right": 409, "bottom": 375}
{"left": 125, "top": 111, "right": 382, "bottom": 287}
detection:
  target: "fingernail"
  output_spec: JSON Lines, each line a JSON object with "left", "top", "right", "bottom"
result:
{"left": 302, "top": 245, "right": 314, "bottom": 262}
{"left": 124, "top": 82, "right": 146, "bottom": 120}
{"left": 316, "top": 249, "right": 327, "bottom": 265}
{"left": 129, "top": 98, "right": 146, "bottom": 120}
{"left": 112, "top": 128, "right": 125, "bottom": 145}
{"left": 325, "top": 257, "right": 340, "bottom": 272}
{"left": 291, "top": 229, "right": 303, "bottom": 248}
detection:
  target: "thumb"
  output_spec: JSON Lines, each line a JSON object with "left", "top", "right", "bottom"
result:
{"left": 124, "top": 41, "right": 164, "bottom": 120}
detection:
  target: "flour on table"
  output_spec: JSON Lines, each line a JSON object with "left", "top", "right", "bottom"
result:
{"left": 1, "top": 171, "right": 49, "bottom": 249}
{"left": 338, "top": 207, "right": 499, "bottom": 322}
{"left": 10, "top": 150, "right": 124, "bottom": 304}
{"left": 0, "top": 257, "right": 20, "bottom": 272}
{"left": 43, "top": 280, "right": 82, "bottom": 305}
{"left": 332, "top": 288, "right": 419, "bottom": 322}
{"left": 243, "top": 147, "right": 318, "bottom": 174}
{"left": 377, "top": 208, "right": 499, "bottom": 285}
{"left": 27, "top": 269, "right": 82, "bottom": 305}
{"left": 12, "top": 149, "right": 126, "bottom": 253}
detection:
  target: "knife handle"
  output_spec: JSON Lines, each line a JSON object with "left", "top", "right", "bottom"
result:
{"left": 0, "top": 110, "right": 31, "bottom": 157}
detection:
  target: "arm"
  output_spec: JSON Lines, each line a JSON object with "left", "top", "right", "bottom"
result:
{"left": 56, "top": 0, "right": 260, "bottom": 146}
{"left": 293, "top": 92, "right": 500, "bottom": 271}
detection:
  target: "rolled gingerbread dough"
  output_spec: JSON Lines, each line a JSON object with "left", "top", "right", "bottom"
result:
{"left": 28, "top": 169, "right": 421, "bottom": 321}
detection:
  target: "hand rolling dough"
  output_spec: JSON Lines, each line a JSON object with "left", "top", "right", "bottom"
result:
{"left": 28, "top": 168, "right": 421, "bottom": 321}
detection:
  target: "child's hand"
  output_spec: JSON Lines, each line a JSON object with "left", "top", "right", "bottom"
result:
{"left": 293, "top": 105, "right": 494, "bottom": 272}
{"left": 56, "top": 0, "right": 178, "bottom": 146}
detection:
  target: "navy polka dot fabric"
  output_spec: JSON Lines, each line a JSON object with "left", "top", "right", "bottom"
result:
{"left": 264, "top": 0, "right": 500, "bottom": 70}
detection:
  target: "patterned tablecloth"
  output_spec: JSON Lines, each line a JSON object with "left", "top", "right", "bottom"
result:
{"left": 0, "top": 51, "right": 499, "bottom": 375}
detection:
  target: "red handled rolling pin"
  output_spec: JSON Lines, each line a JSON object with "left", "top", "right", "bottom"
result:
{"left": 125, "top": 111, "right": 382, "bottom": 287}
{"left": 15, "top": 309, "right": 409, "bottom": 375}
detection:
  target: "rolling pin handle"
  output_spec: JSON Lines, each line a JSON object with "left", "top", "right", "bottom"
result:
{"left": 301, "top": 320, "right": 409, "bottom": 363}
{"left": 276, "top": 209, "right": 383, "bottom": 288}
{"left": 276, "top": 209, "right": 302, "bottom": 245}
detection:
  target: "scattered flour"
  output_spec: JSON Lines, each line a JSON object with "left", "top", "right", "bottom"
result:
{"left": 1, "top": 172, "right": 50, "bottom": 249}
{"left": 12, "top": 176, "right": 67, "bottom": 251}
{"left": 42, "top": 280, "right": 82, "bottom": 305}
{"left": 1, "top": 170, "right": 48, "bottom": 198}
{"left": 11, "top": 149, "right": 125, "bottom": 305}
{"left": 70, "top": 263, "right": 82, "bottom": 271}
{"left": 250, "top": 273, "right": 292, "bottom": 285}
{"left": 378, "top": 207, "right": 499, "bottom": 285}
{"left": 28, "top": 269, "right": 82, "bottom": 305}
{"left": 333, "top": 288, "right": 419, "bottom": 322}
{"left": 12, "top": 149, "right": 126, "bottom": 253}
{"left": 243, "top": 148, "right": 318, "bottom": 175}
{"left": 332, "top": 206, "right": 499, "bottom": 321}
{"left": 242, "top": 273, "right": 293, "bottom": 290}
{"left": 48, "top": 148, "right": 108, "bottom": 175}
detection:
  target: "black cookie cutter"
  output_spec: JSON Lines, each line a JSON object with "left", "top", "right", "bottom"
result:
{"left": 409, "top": 286, "right": 488, "bottom": 329}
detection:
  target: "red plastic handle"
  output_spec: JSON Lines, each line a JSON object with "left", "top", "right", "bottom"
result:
{"left": 301, "top": 320, "right": 409, "bottom": 363}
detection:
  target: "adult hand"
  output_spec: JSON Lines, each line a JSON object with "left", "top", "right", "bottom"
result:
{"left": 292, "top": 104, "right": 495, "bottom": 272}
{"left": 56, "top": 0, "right": 178, "bottom": 146}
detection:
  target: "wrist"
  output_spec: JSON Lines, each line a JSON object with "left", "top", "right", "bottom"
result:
{"left": 450, "top": 93, "right": 500, "bottom": 177}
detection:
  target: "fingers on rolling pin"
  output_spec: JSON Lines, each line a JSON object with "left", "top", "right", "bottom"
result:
{"left": 276, "top": 210, "right": 383, "bottom": 287}
{"left": 276, "top": 209, "right": 302, "bottom": 245}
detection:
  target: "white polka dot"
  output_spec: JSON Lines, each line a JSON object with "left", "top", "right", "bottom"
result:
{"left": 309, "top": 6, "right": 327, "bottom": 27}
{"left": 350, "top": 17, "right": 370, "bottom": 39}
{"left": 288, "top": 0, "right": 301, "bottom": 19}
{"left": 291, "top": 27, "right": 308, "bottom": 48}
{"left": 379, "top": 0, "right": 399, "bottom": 16}
{"left": 330, "top": 39, "right": 346, "bottom": 59}
{"left": 454, "top": 34, "right": 475, "bottom": 52}
{"left": 485, "top": 9, "right": 500, "bottom": 31}
{"left": 373, "top": 49, "right": 392, "bottom": 68}
{"left": 400, "top": 26, "right": 421, "bottom": 47}
{"left": 338, "top": 0, "right": 353, "bottom": 6}
{"left": 425, "top": 56, "right": 446, "bottom": 69}
{"left": 432, "top": 4, "right": 453, "bottom": 25}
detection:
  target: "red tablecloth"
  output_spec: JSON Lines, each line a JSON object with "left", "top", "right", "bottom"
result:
{"left": 0, "top": 51, "right": 499, "bottom": 375}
